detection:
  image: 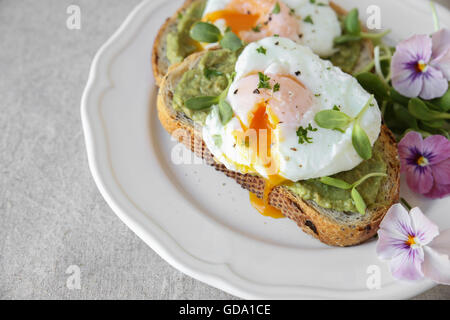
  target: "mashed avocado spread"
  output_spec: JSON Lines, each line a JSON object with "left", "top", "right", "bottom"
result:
{"left": 173, "top": 49, "right": 239, "bottom": 123}
{"left": 166, "top": 0, "right": 206, "bottom": 65}
{"left": 286, "top": 139, "right": 387, "bottom": 212}
{"left": 329, "top": 42, "right": 361, "bottom": 74}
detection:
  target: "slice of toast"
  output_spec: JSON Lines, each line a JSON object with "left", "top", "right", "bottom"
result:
{"left": 157, "top": 50, "right": 400, "bottom": 247}
{"left": 152, "top": 0, "right": 373, "bottom": 86}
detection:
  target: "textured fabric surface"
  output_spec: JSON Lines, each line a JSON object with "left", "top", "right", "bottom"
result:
{"left": 0, "top": 0, "right": 448, "bottom": 299}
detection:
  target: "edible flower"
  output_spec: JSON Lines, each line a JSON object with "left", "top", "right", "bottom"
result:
{"left": 391, "top": 28, "right": 450, "bottom": 100}
{"left": 398, "top": 131, "right": 450, "bottom": 199}
{"left": 376, "top": 204, "right": 450, "bottom": 284}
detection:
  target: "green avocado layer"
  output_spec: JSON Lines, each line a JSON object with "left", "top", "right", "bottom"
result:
{"left": 173, "top": 49, "right": 239, "bottom": 123}
{"left": 329, "top": 41, "right": 361, "bottom": 74}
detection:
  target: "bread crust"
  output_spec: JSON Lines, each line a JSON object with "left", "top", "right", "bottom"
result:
{"left": 152, "top": 1, "right": 374, "bottom": 86}
{"left": 157, "top": 51, "right": 400, "bottom": 247}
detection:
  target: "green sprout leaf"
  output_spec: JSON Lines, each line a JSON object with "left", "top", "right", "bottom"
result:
{"left": 351, "top": 187, "right": 366, "bottom": 215}
{"left": 219, "top": 31, "right": 243, "bottom": 51}
{"left": 320, "top": 172, "right": 386, "bottom": 190}
{"left": 390, "top": 87, "right": 410, "bottom": 105}
{"left": 430, "top": 88, "right": 450, "bottom": 112}
{"left": 352, "top": 172, "right": 387, "bottom": 188}
{"left": 184, "top": 96, "right": 219, "bottom": 110}
{"left": 393, "top": 103, "right": 418, "bottom": 129}
{"left": 319, "top": 177, "right": 352, "bottom": 190}
{"left": 355, "top": 95, "right": 374, "bottom": 120}
{"left": 190, "top": 22, "right": 221, "bottom": 43}
{"left": 408, "top": 98, "right": 450, "bottom": 121}
{"left": 352, "top": 122, "right": 372, "bottom": 160}
{"left": 356, "top": 72, "right": 388, "bottom": 103}
{"left": 320, "top": 172, "right": 386, "bottom": 214}
{"left": 421, "top": 119, "right": 445, "bottom": 129}
{"left": 344, "top": 9, "right": 361, "bottom": 35}
{"left": 315, "top": 96, "right": 374, "bottom": 159}
{"left": 333, "top": 34, "right": 362, "bottom": 44}
{"left": 314, "top": 109, "right": 353, "bottom": 131}
{"left": 272, "top": 2, "right": 281, "bottom": 14}
{"left": 218, "top": 100, "right": 233, "bottom": 125}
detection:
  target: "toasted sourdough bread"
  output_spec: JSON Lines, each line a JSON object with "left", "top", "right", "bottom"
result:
{"left": 157, "top": 50, "right": 400, "bottom": 247}
{"left": 152, "top": 0, "right": 373, "bottom": 86}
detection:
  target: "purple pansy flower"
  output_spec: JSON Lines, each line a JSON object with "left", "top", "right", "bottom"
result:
{"left": 377, "top": 204, "right": 450, "bottom": 284}
{"left": 398, "top": 131, "right": 450, "bottom": 199}
{"left": 391, "top": 28, "right": 450, "bottom": 100}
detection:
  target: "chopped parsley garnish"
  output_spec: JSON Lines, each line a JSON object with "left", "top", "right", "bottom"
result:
{"left": 315, "top": 93, "right": 321, "bottom": 97}
{"left": 304, "top": 15, "right": 314, "bottom": 24}
{"left": 204, "top": 68, "right": 223, "bottom": 79}
{"left": 310, "top": 0, "right": 327, "bottom": 5}
{"left": 296, "top": 124, "right": 317, "bottom": 144}
{"left": 272, "top": 2, "right": 281, "bottom": 14}
{"left": 256, "top": 46, "right": 267, "bottom": 54}
{"left": 257, "top": 72, "right": 271, "bottom": 89}
{"left": 274, "top": 34, "right": 280, "bottom": 37}
{"left": 252, "top": 24, "right": 261, "bottom": 32}
{"left": 273, "top": 83, "right": 280, "bottom": 92}
{"left": 289, "top": 8, "right": 295, "bottom": 15}
{"left": 332, "top": 105, "right": 341, "bottom": 111}
{"left": 178, "top": 12, "right": 183, "bottom": 19}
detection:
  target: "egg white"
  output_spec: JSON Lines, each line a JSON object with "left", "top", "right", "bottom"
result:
{"left": 202, "top": 0, "right": 341, "bottom": 57}
{"left": 203, "top": 37, "right": 381, "bottom": 181}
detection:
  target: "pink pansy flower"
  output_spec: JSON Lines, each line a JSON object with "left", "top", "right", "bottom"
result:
{"left": 377, "top": 204, "right": 450, "bottom": 284}
{"left": 398, "top": 131, "right": 450, "bottom": 199}
{"left": 391, "top": 28, "right": 450, "bottom": 100}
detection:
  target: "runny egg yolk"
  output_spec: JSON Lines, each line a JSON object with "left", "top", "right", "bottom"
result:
{"left": 229, "top": 73, "right": 313, "bottom": 218}
{"left": 247, "top": 103, "right": 285, "bottom": 218}
{"left": 249, "top": 175, "right": 286, "bottom": 219}
{"left": 204, "top": 0, "right": 300, "bottom": 43}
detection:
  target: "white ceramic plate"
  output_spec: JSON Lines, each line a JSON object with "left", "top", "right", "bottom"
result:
{"left": 81, "top": 0, "right": 450, "bottom": 299}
